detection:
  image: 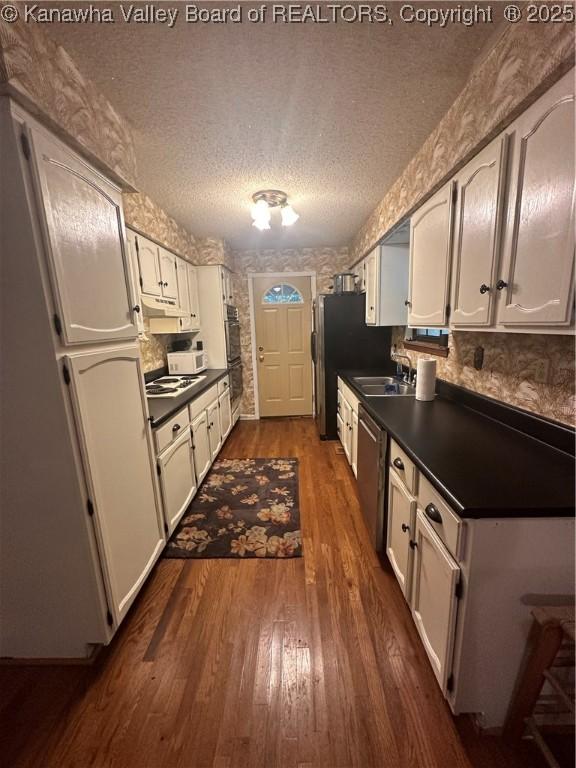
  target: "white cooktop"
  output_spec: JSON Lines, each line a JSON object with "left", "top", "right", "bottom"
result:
{"left": 145, "top": 375, "right": 207, "bottom": 398}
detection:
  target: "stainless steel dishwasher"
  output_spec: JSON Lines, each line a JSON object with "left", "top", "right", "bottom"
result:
{"left": 356, "top": 404, "right": 388, "bottom": 551}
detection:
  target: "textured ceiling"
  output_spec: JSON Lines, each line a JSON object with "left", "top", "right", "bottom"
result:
{"left": 46, "top": 3, "right": 500, "bottom": 249}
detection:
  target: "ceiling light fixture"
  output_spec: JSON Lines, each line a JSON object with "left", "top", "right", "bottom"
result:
{"left": 251, "top": 190, "right": 299, "bottom": 230}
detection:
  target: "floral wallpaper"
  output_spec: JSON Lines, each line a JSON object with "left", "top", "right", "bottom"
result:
{"left": 351, "top": 21, "right": 575, "bottom": 262}
{"left": 196, "top": 237, "right": 235, "bottom": 271}
{"left": 392, "top": 328, "right": 575, "bottom": 427}
{"left": 232, "top": 247, "right": 350, "bottom": 416}
{"left": 0, "top": 13, "right": 137, "bottom": 188}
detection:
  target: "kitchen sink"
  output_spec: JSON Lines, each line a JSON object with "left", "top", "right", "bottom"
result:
{"left": 352, "top": 376, "right": 415, "bottom": 397}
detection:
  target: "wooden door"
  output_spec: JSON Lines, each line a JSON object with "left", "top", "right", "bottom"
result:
{"left": 187, "top": 264, "right": 201, "bottom": 329}
{"left": 136, "top": 235, "right": 162, "bottom": 297}
{"left": 176, "top": 257, "right": 193, "bottom": 332}
{"left": 158, "top": 428, "right": 196, "bottom": 535}
{"left": 408, "top": 182, "right": 455, "bottom": 327}
{"left": 219, "top": 390, "right": 232, "bottom": 441}
{"left": 191, "top": 411, "right": 211, "bottom": 484}
{"left": 386, "top": 469, "right": 417, "bottom": 600}
{"left": 27, "top": 126, "right": 138, "bottom": 345}
{"left": 364, "top": 248, "right": 379, "bottom": 324}
{"left": 451, "top": 136, "right": 508, "bottom": 327}
{"left": 411, "top": 510, "right": 460, "bottom": 694}
{"left": 207, "top": 399, "right": 222, "bottom": 460}
{"left": 498, "top": 71, "right": 575, "bottom": 326}
{"left": 159, "top": 248, "right": 178, "bottom": 300}
{"left": 253, "top": 275, "right": 313, "bottom": 417}
{"left": 65, "top": 346, "right": 164, "bottom": 625}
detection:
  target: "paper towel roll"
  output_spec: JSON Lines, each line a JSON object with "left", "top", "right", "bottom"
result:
{"left": 415, "top": 357, "right": 436, "bottom": 401}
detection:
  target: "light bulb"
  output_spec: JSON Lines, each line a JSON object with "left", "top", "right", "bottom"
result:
{"left": 251, "top": 198, "right": 269, "bottom": 221}
{"left": 281, "top": 204, "right": 299, "bottom": 226}
{"left": 252, "top": 216, "right": 271, "bottom": 231}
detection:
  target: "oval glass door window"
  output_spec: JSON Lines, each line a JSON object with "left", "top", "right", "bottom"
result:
{"left": 262, "top": 284, "right": 304, "bottom": 304}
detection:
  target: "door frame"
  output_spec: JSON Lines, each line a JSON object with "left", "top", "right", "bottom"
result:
{"left": 248, "top": 272, "right": 317, "bottom": 420}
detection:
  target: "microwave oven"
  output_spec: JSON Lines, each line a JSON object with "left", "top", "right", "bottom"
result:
{"left": 167, "top": 350, "right": 207, "bottom": 375}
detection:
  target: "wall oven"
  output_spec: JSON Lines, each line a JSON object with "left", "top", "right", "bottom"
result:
{"left": 224, "top": 304, "right": 241, "bottom": 364}
{"left": 229, "top": 359, "right": 243, "bottom": 407}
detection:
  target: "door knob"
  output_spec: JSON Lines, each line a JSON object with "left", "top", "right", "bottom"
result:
{"left": 259, "top": 355, "right": 264, "bottom": 362}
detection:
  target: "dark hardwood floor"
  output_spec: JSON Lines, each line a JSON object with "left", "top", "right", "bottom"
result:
{"left": 0, "top": 419, "right": 555, "bottom": 767}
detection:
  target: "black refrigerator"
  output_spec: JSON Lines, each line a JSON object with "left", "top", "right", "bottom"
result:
{"left": 312, "top": 293, "right": 394, "bottom": 439}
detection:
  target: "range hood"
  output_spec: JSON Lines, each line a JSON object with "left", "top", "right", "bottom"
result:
{"left": 141, "top": 295, "right": 183, "bottom": 317}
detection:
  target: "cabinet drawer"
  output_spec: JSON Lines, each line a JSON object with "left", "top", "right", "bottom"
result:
{"left": 417, "top": 474, "right": 462, "bottom": 560}
{"left": 154, "top": 406, "right": 190, "bottom": 454}
{"left": 218, "top": 375, "right": 230, "bottom": 395}
{"left": 389, "top": 439, "right": 418, "bottom": 495}
{"left": 189, "top": 383, "right": 219, "bottom": 420}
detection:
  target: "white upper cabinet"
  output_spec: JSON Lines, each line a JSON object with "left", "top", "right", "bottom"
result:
{"left": 497, "top": 70, "right": 575, "bottom": 327}
{"left": 187, "top": 264, "right": 201, "bottom": 330}
{"left": 159, "top": 248, "right": 178, "bottom": 300}
{"left": 451, "top": 136, "right": 508, "bottom": 327}
{"left": 125, "top": 229, "right": 145, "bottom": 334}
{"left": 408, "top": 182, "right": 455, "bottom": 327}
{"left": 137, "top": 237, "right": 162, "bottom": 297}
{"left": 65, "top": 346, "right": 164, "bottom": 625}
{"left": 28, "top": 126, "right": 138, "bottom": 345}
{"left": 364, "top": 247, "right": 379, "bottom": 324}
{"left": 176, "top": 257, "right": 193, "bottom": 332}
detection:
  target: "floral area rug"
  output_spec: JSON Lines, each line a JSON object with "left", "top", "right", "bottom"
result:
{"left": 164, "top": 458, "right": 302, "bottom": 559}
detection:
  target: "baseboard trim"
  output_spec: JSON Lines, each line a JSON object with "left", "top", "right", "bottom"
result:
{"left": 0, "top": 644, "right": 102, "bottom": 666}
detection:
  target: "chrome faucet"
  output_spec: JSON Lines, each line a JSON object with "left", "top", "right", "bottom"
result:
{"left": 392, "top": 351, "right": 414, "bottom": 385}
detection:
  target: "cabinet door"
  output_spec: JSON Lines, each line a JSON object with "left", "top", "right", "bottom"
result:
{"left": 219, "top": 389, "right": 232, "bottom": 441}
{"left": 125, "top": 229, "right": 145, "bottom": 334}
{"left": 386, "top": 469, "right": 416, "bottom": 600}
{"left": 336, "top": 412, "right": 344, "bottom": 445}
{"left": 451, "top": 136, "right": 508, "bottom": 327}
{"left": 66, "top": 347, "right": 164, "bottom": 625}
{"left": 341, "top": 398, "right": 352, "bottom": 463}
{"left": 28, "top": 127, "right": 138, "bottom": 345}
{"left": 159, "top": 248, "right": 178, "bottom": 300}
{"left": 176, "top": 257, "right": 193, "bottom": 332}
{"left": 158, "top": 428, "right": 196, "bottom": 535}
{"left": 187, "top": 264, "right": 201, "bottom": 330}
{"left": 411, "top": 510, "right": 460, "bottom": 694}
{"left": 498, "top": 72, "right": 575, "bottom": 326}
{"left": 223, "top": 268, "right": 234, "bottom": 304}
{"left": 191, "top": 411, "right": 211, "bottom": 484}
{"left": 365, "top": 248, "right": 379, "bottom": 324}
{"left": 207, "top": 400, "right": 222, "bottom": 460}
{"left": 136, "top": 236, "right": 162, "bottom": 297}
{"left": 351, "top": 410, "right": 359, "bottom": 478}
{"left": 408, "top": 182, "right": 455, "bottom": 327}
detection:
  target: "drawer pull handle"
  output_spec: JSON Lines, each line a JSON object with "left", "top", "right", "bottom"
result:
{"left": 393, "top": 457, "right": 404, "bottom": 471}
{"left": 409, "top": 540, "right": 417, "bottom": 550}
{"left": 425, "top": 503, "right": 443, "bottom": 524}
{"left": 401, "top": 523, "right": 410, "bottom": 533}
{"left": 172, "top": 424, "right": 181, "bottom": 432}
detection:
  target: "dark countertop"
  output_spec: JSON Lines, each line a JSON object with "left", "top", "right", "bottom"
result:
{"left": 147, "top": 369, "right": 229, "bottom": 428}
{"left": 340, "top": 371, "right": 575, "bottom": 519}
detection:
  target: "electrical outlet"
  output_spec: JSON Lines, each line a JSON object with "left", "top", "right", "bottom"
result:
{"left": 473, "top": 346, "right": 484, "bottom": 370}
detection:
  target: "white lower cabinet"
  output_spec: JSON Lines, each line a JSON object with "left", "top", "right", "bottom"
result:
{"left": 66, "top": 346, "right": 164, "bottom": 625}
{"left": 386, "top": 469, "right": 416, "bottom": 599}
{"left": 157, "top": 428, "right": 197, "bottom": 535}
{"left": 385, "top": 439, "right": 574, "bottom": 729}
{"left": 207, "top": 398, "right": 222, "bottom": 459}
{"left": 337, "top": 377, "right": 360, "bottom": 477}
{"left": 191, "top": 411, "right": 211, "bottom": 484}
{"left": 219, "top": 389, "right": 232, "bottom": 441}
{"left": 410, "top": 510, "right": 460, "bottom": 693}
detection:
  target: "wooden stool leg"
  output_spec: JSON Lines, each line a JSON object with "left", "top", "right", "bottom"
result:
{"left": 504, "top": 618, "right": 564, "bottom": 743}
